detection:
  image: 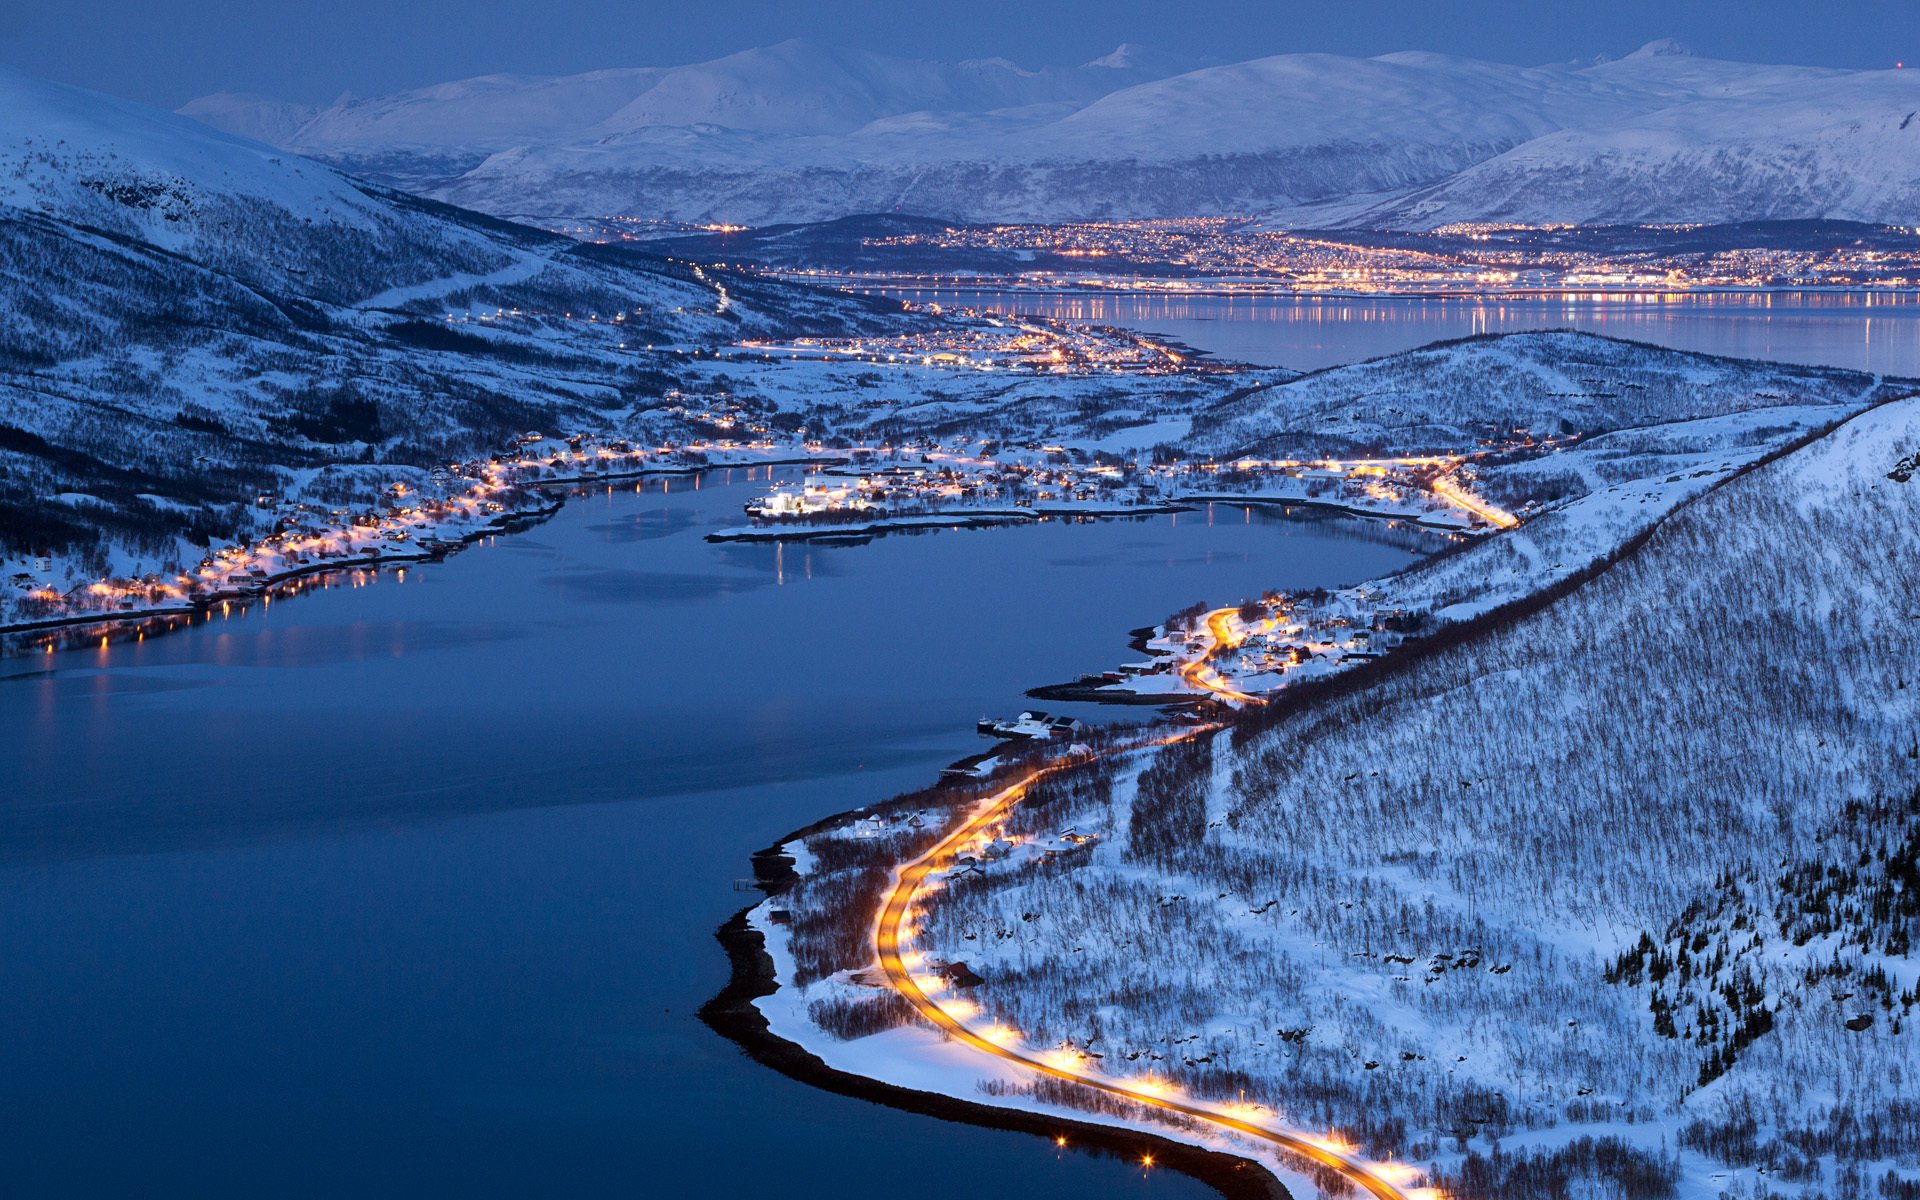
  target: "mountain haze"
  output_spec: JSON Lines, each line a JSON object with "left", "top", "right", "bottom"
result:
{"left": 181, "top": 40, "right": 1920, "bottom": 229}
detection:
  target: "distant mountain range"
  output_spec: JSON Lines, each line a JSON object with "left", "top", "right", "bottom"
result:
{"left": 178, "top": 39, "right": 1920, "bottom": 229}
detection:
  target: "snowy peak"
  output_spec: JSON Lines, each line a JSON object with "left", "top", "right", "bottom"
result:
{"left": 280, "top": 68, "right": 668, "bottom": 156}
{"left": 1085, "top": 44, "right": 1148, "bottom": 69}
{"left": 583, "top": 39, "right": 1102, "bottom": 137}
{"left": 0, "top": 67, "right": 383, "bottom": 249}
{"left": 175, "top": 42, "right": 1920, "bottom": 228}
{"left": 1080, "top": 43, "right": 1205, "bottom": 75}
{"left": 184, "top": 39, "right": 1187, "bottom": 155}
{"left": 174, "top": 91, "right": 322, "bottom": 146}
{"left": 1624, "top": 38, "right": 1695, "bottom": 59}
{"left": 1352, "top": 67, "right": 1920, "bottom": 228}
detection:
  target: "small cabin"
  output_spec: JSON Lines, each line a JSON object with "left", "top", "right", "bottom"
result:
{"left": 937, "top": 961, "right": 984, "bottom": 989}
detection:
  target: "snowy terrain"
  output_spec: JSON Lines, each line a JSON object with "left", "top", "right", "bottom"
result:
{"left": 757, "top": 395, "right": 1920, "bottom": 1199}
{"left": 894, "top": 399, "right": 1920, "bottom": 1198}
{"left": 0, "top": 68, "right": 1183, "bottom": 602}
{"left": 1183, "top": 331, "right": 1900, "bottom": 460}
{"left": 5, "top": 63, "right": 1901, "bottom": 638}
{"left": 181, "top": 40, "right": 1920, "bottom": 228}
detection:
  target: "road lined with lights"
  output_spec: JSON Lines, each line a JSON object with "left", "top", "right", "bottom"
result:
{"left": 1176, "top": 608, "right": 1269, "bottom": 706}
{"left": 873, "top": 739, "right": 1419, "bottom": 1200}
{"left": 1428, "top": 474, "right": 1518, "bottom": 528}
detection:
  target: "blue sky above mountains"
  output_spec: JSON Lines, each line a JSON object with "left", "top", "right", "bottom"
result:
{"left": 5, "top": 0, "right": 1913, "bottom": 106}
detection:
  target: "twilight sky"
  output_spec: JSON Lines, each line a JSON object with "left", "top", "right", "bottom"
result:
{"left": 3, "top": 0, "right": 1911, "bottom": 106}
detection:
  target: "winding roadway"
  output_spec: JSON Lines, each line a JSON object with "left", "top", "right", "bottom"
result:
{"left": 864, "top": 463, "right": 1521, "bottom": 1196}
{"left": 873, "top": 738, "right": 1417, "bottom": 1200}
{"left": 1177, "top": 607, "right": 1268, "bottom": 706}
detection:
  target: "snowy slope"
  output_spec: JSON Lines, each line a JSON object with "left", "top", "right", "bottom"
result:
{"left": 264, "top": 40, "right": 1178, "bottom": 152}
{"left": 921, "top": 395, "right": 1920, "bottom": 1196}
{"left": 182, "top": 41, "right": 1920, "bottom": 228}
{"left": 2, "top": 68, "right": 388, "bottom": 249}
{"left": 1355, "top": 66, "right": 1920, "bottom": 229}
{"left": 0, "top": 67, "right": 908, "bottom": 569}
{"left": 1183, "top": 330, "right": 1898, "bottom": 458}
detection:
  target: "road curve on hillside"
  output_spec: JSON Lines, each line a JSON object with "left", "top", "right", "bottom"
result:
{"left": 873, "top": 742, "right": 1411, "bottom": 1200}
{"left": 1177, "top": 607, "right": 1267, "bottom": 705}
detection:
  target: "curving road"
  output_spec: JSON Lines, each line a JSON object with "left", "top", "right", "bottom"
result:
{"left": 874, "top": 741, "right": 1416, "bottom": 1200}
{"left": 1177, "top": 607, "right": 1268, "bottom": 706}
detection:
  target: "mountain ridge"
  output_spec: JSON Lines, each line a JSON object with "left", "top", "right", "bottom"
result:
{"left": 0, "top": 65, "right": 907, "bottom": 576}
{"left": 178, "top": 41, "right": 1920, "bottom": 229}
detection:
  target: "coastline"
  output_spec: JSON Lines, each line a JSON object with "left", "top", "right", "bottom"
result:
{"left": 694, "top": 412, "right": 1843, "bottom": 1193}
{"left": 0, "top": 499, "right": 559, "bottom": 644}
{"left": 1, "top": 448, "right": 849, "bottom": 645}
{"left": 0, "top": 454, "right": 848, "bottom": 644}
{"left": 830, "top": 277, "right": 1920, "bottom": 301}
{"left": 699, "top": 831, "right": 1290, "bottom": 1200}
{"left": 1173, "top": 492, "right": 1475, "bottom": 533}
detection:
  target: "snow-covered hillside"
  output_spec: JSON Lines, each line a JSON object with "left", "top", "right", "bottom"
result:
{"left": 0, "top": 67, "right": 909, "bottom": 575}
{"left": 0, "top": 68, "right": 896, "bottom": 327}
{"left": 182, "top": 41, "right": 1920, "bottom": 228}
{"left": 1183, "top": 331, "right": 1898, "bottom": 458}
{"left": 904, "top": 395, "right": 1920, "bottom": 1198}
{"left": 4, "top": 65, "right": 1298, "bottom": 619}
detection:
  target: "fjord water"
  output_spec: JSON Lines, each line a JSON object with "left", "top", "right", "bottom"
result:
{"left": 876, "top": 288, "right": 1920, "bottom": 375}
{"left": 0, "top": 468, "right": 1422, "bottom": 1198}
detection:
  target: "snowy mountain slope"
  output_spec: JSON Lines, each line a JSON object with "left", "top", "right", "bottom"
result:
{"left": 0, "top": 68, "right": 902, "bottom": 328}
{"left": 0, "top": 67, "right": 909, "bottom": 568}
{"left": 174, "top": 91, "right": 322, "bottom": 146}
{"left": 1354, "top": 68, "right": 1920, "bottom": 228}
{"left": 181, "top": 42, "right": 1920, "bottom": 228}
{"left": 920, "top": 394, "right": 1920, "bottom": 1197}
{"left": 424, "top": 47, "right": 1715, "bottom": 223}
{"left": 188, "top": 40, "right": 1183, "bottom": 189}
{"left": 1181, "top": 330, "right": 1904, "bottom": 458}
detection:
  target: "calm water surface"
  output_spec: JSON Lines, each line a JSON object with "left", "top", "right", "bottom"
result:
{"left": 869, "top": 288, "right": 1920, "bottom": 376}
{"left": 0, "top": 468, "right": 1424, "bottom": 1197}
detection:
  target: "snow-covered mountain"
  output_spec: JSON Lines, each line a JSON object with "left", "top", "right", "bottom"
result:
{"left": 174, "top": 91, "right": 323, "bottom": 146}
{"left": 181, "top": 40, "right": 1920, "bottom": 228}
{"left": 0, "top": 67, "right": 904, "bottom": 569}
{"left": 185, "top": 40, "right": 1190, "bottom": 199}
{"left": 1184, "top": 330, "right": 1895, "bottom": 458}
